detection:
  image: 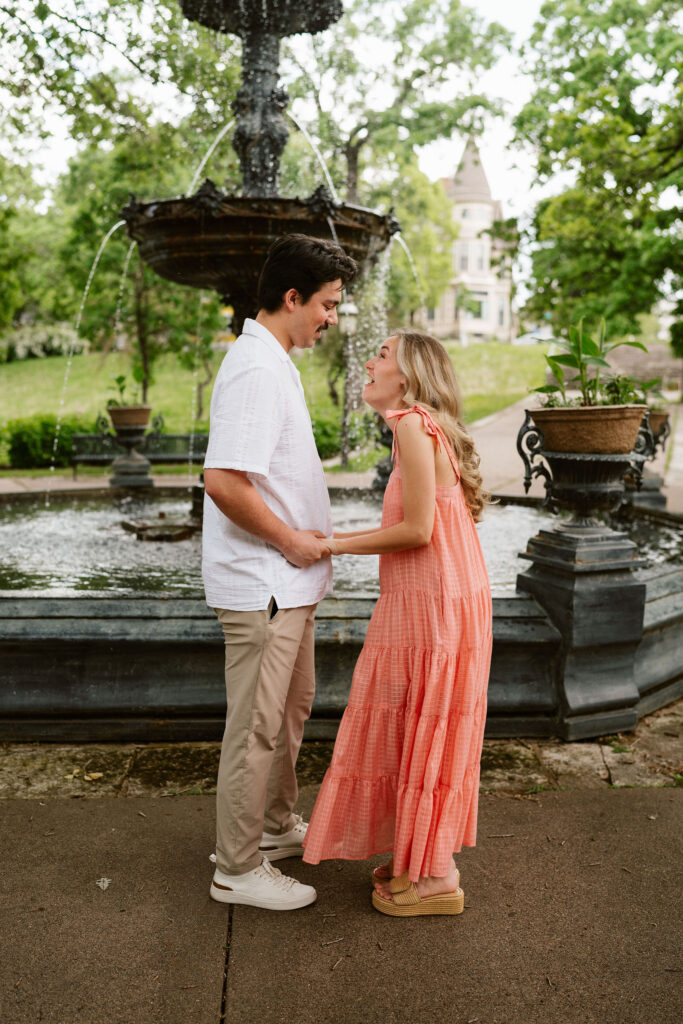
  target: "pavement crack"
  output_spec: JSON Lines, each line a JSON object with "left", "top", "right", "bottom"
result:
{"left": 116, "top": 745, "right": 141, "bottom": 797}
{"left": 599, "top": 743, "right": 614, "bottom": 786}
{"left": 219, "top": 906, "right": 233, "bottom": 1023}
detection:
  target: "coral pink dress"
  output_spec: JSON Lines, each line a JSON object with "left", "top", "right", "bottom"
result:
{"left": 303, "top": 406, "right": 492, "bottom": 882}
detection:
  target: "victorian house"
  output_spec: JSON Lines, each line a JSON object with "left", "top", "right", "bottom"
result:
{"left": 426, "top": 137, "right": 513, "bottom": 343}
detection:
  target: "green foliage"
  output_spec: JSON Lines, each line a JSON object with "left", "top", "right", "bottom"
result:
{"left": 371, "top": 154, "right": 458, "bottom": 321}
{"left": 311, "top": 411, "right": 341, "bottom": 459}
{"left": 55, "top": 128, "right": 225, "bottom": 403}
{"left": 0, "top": 1, "right": 241, "bottom": 149}
{"left": 312, "top": 415, "right": 341, "bottom": 459}
{"left": 7, "top": 413, "right": 97, "bottom": 468}
{"left": 106, "top": 373, "right": 141, "bottom": 407}
{"left": 533, "top": 320, "right": 647, "bottom": 406}
{"left": 284, "top": 0, "right": 511, "bottom": 202}
{"left": 514, "top": 0, "right": 683, "bottom": 336}
{"left": 281, "top": 0, "right": 511, "bottom": 319}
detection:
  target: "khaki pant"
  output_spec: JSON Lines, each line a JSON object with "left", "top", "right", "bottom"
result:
{"left": 214, "top": 601, "right": 317, "bottom": 875}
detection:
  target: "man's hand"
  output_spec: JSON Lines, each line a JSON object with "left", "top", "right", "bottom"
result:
{"left": 281, "top": 529, "right": 331, "bottom": 568}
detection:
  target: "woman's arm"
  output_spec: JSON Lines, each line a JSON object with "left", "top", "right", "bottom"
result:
{"left": 327, "top": 413, "right": 436, "bottom": 555}
{"left": 333, "top": 527, "right": 383, "bottom": 539}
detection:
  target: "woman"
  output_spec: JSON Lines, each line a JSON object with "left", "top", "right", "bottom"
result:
{"left": 303, "top": 329, "right": 492, "bottom": 917}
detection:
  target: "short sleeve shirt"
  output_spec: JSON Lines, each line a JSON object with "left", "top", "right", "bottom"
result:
{"left": 201, "top": 319, "right": 332, "bottom": 611}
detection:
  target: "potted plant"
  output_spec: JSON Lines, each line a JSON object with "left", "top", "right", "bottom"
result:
{"left": 530, "top": 320, "right": 647, "bottom": 454}
{"left": 633, "top": 377, "right": 670, "bottom": 452}
{"left": 106, "top": 374, "right": 152, "bottom": 430}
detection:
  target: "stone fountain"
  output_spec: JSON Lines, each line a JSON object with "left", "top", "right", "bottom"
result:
{"left": 0, "top": 3, "right": 680, "bottom": 745}
{"left": 121, "top": 0, "right": 398, "bottom": 331}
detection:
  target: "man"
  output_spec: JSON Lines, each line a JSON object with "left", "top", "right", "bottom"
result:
{"left": 203, "top": 233, "right": 358, "bottom": 911}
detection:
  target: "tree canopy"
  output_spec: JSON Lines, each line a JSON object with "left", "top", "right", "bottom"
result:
{"left": 514, "top": 0, "right": 682, "bottom": 336}
{"left": 283, "top": 0, "right": 511, "bottom": 203}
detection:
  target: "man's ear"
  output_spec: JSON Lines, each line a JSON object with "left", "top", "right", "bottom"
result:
{"left": 283, "top": 288, "right": 299, "bottom": 312}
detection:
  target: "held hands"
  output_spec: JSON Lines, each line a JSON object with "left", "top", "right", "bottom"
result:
{"left": 281, "top": 529, "right": 331, "bottom": 568}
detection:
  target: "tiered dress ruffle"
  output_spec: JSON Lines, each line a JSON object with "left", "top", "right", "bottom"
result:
{"left": 303, "top": 406, "right": 492, "bottom": 882}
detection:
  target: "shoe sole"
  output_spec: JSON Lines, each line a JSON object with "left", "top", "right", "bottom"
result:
{"left": 258, "top": 845, "right": 304, "bottom": 861}
{"left": 210, "top": 882, "right": 316, "bottom": 911}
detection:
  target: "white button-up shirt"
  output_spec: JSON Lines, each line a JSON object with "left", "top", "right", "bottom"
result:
{"left": 202, "top": 319, "right": 332, "bottom": 611}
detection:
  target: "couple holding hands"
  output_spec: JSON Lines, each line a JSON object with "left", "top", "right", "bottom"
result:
{"left": 202, "top": 234, "right": 491, "bottom": 918}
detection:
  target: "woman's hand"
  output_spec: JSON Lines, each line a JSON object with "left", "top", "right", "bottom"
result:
{"left": 314, "top": 536, "right": 336, "bottom": 558}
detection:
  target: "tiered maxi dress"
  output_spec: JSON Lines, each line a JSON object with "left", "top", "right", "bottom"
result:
{"left": 303, "top": 406, "right": 492, "bottom": 883}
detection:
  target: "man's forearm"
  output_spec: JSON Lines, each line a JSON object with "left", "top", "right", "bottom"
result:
{"left": 204, "top": 468, "right": 293, "bottom": 551}
{"left": 203, "top": 468, "right": 326, "bottom": 569}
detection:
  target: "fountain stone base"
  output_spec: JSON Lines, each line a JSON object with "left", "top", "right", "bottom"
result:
{"left": 517, "top": 523, "right": 648, "bottom": 739}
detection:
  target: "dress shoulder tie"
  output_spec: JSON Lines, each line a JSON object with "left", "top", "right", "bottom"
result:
{"left": 385, "top": 405, "right": 460, "bottom": 481}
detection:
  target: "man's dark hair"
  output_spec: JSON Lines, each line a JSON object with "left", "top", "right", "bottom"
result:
{"left": 257, "top": 233, "right": 358, "bottom": 312}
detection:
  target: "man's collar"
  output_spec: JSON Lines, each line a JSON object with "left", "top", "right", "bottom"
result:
{"left": 241, "top": 318, "right": 289, "bottom": 362}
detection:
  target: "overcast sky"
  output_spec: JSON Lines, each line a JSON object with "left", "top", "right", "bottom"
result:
{"left": 34, "top": 0, "right": 546, "bottom": 224}
{"left": 417, "top": 0, "right": 544, "bottom": 220}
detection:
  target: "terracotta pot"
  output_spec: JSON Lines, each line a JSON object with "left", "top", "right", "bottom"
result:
{"left": 529, "top": 405, "right": 647, "bottom": 455}
{"left": 107, "top": 405, "right": 152, "bottom": 429}
{"left": 647, "top": 410, "right": 669, "bottom": 437}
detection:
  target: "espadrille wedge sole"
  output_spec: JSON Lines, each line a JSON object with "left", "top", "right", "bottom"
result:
{"left": 371, "top": 870, "right": 464, "bottom": 917}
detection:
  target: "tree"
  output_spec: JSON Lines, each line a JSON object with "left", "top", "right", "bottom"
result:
{"left": 0, "top": 155, "right": 61, "bottom": 330}
{"left": 0, "top": 1, "right": 241, "bottom": 151}
{"left": 369, "top": 153, "right": 458, "bottom": 325}
{"left": 513, "top": 0, "right": 683, "bottom": 337}
{"left": 283, "top": 0, "right": 510, "bottom": 203}
{"left": 56, "top": 124, "right": 223, "bottom": 406}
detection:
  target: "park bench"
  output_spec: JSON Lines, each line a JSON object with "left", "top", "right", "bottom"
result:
{"left": 71, "top": 414, "right": 208, "bottom": 477}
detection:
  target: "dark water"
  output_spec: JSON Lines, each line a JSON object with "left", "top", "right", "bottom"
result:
{"left": 0, "top": 493, "right": 679, "bottom": 598}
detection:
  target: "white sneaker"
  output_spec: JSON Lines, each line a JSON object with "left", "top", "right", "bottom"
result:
{"left": 210, "top": 856, "right": 316, "bottom": 911}
{"left": 259, "top": 813, "right": 308, "bottom": 861}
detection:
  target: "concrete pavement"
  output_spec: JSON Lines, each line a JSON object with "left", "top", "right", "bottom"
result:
{"left": 1, "top": 703, "right": 681, "bottom": 1024}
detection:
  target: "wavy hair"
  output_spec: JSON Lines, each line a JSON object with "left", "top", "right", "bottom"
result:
{"left": 394, "top": 329, "right": 489, "bottom": 521}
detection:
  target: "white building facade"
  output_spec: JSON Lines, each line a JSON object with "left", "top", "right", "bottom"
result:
{"left": 426, "top": 138, "right": 514, "bottom": 343}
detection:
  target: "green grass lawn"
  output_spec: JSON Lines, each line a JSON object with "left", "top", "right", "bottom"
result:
{"left": 0, "top": 341, "right": 550, "bottom": 466}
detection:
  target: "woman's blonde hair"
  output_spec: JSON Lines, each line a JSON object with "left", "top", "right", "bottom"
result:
{"left": 394, "top": 329, "right": 488, "bottom": 521}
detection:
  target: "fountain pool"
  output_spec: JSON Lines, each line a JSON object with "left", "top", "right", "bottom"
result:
{"left": 0, "top": 492, "right": 681, "bottom": 597}
{"left": 1, "top": 488, "right": 680, "bottom": 743}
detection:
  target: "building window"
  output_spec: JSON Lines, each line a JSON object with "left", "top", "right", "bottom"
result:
{"left": 427, "top": 307, "right": 435, "bottom": 321}
{"left": 476, "top": 244, "right": 486, "bottom": 271}
{"left": 461, "top": 208, "right": 469, "bottom": 218}
{"left": 459, "top": 244, "right": 469, "bottom": 271}
{"left": 467, "top": 291, "right": 489, "bottom": 320}
{"left": 498, "top": 297, "right": 506, "bottom": 327}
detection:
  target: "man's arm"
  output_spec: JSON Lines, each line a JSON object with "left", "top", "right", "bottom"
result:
{"left": 204, "top": 468, "right": 326, "bottom": 568}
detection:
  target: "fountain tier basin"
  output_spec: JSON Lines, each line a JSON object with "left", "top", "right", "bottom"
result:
{"left": 1, "top": 491, "right": 681, "bottom": 742}
{"left": 122, "top": 184, "right": 399, "bottom": 330}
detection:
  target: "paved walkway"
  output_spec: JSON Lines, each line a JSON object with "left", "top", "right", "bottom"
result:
{"left": 1, "top": 703, "right": 681, "bottom": 1024}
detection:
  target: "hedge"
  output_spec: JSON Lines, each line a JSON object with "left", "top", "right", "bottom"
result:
{"left": 6, "top": 414, "right": 98, "bottom": 468}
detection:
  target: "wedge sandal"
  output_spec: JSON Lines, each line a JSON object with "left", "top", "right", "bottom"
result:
{"left": 371, "top": 870, "right": 464, "bottom": 917}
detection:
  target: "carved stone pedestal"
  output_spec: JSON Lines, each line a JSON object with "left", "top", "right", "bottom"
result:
{"left": 109, "top": 425, "right": 153, "bottom": 489}
{"left": 517, "top": 523, "right": 647, "bottom": 739}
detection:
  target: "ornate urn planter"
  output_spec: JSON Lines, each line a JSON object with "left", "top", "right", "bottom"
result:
{"left": 107, "top": 405, "right": 154, "bottom": 488}
{"left": 107, "top": 405, "right": 152, "bottom": 430}
{"left": 529, "top": 404, "right": 646, "bottom": 455}
{"left": 626, "top": 408, "right": 671, "bottom": 509}
{"left": 515, "top": 407, "right": 657, "bottom": 738}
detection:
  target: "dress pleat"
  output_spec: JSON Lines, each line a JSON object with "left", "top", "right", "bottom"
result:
{"left": 303, "top": 406, "right": 492, "bottom": 881}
